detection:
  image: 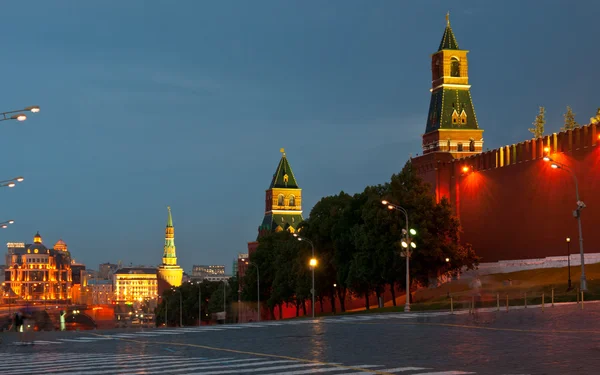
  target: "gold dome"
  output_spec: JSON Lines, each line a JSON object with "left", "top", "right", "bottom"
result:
{"left": 54, "top": 239, "right": 68, "bottom": 252}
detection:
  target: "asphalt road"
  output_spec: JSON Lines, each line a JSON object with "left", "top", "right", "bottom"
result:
{"left": 1, "top": 302, "right": 599, "bottom": 375}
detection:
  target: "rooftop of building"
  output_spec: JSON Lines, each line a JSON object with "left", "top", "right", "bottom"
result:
{"left": 114, "top": 267, "right": 158, "bottom": 275}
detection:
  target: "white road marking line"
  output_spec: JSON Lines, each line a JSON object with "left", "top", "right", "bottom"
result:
{"left": 376, "top": 367, "right": 431, "bottom": 372}
{"left": 59, "top": 360, "right": 299, "bottom": 375}
{"left": 175, "top": 362, "right": 331, "bottom": 375}
{"left": 7, "top": 357, "right": 218, "bottom": 375}
{"left": 413, "top": 372, "right": 476, "bottom": 375}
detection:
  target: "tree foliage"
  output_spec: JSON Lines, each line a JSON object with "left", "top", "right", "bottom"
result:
{"left": 561, "top": 106, "right": 580, "bottom": 131}
{"left": 241, "top": 161, "right": 479, "bottom": 314}
{"left": 528, "top": 106, "right": 545, "bottom": 138}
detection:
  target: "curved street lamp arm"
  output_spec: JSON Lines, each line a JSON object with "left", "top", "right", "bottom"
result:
{"left": 1, "top": 106, "right": 40, "bottom": 116}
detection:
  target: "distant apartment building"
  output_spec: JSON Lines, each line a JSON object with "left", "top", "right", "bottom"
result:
{"left": 113, "top": 267, "right": 158, "bottom": 303}
{"left": 98, "top": 262, "right": 119, "bottom": 279}
{"left": 192, "top": 265, "right": 225, "bottom": 280}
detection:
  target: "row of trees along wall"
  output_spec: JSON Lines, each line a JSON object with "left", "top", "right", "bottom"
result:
{"left": 241, "top": 163, "right": 479, "bottom": 319}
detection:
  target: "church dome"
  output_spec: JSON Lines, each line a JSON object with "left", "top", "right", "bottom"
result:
{"left": 54, "top": 239, "right": 68, "bottom": 252}
{"left": 33, "top": 231, "right": 42, "bottom": 244}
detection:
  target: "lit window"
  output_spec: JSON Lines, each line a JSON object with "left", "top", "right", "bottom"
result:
{"left": 289, "top": 195, "right": 295, "bottom": 207}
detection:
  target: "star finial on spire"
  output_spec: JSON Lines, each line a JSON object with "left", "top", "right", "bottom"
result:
{"left": 446, "top": 11, "right": 450, "bottom": 26}
{"left": 280, "top": 147, "right": 286, "bottom": 157}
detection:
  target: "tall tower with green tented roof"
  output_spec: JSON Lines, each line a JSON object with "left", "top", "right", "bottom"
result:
{"left": 158, "top": 206, "right": 183, "bottom": 288}
{"left": 422, "top": 12, "right": 484, "bottom": 157}
{"left": 257, "top": 148, "right": 304, "bottom": 237}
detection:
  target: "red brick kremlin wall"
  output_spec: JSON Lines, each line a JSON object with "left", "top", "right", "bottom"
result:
{"left": 413, "top": 123, "right": 600, "bottom": 263}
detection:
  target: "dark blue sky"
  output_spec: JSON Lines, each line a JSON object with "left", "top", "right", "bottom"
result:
{"left": 1, "top": 1, "right": 598, "bottom": 273}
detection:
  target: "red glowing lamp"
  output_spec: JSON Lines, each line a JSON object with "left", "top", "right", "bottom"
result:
{"left": 543, "top": 147, "right": 550, "bottom": 153}
{"left": 462, "top": 166, "right": 470, "bottom": 173}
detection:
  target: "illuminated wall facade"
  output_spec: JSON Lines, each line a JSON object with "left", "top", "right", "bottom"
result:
{"left": 113, "top": 267, "right": 158, "bottom": 303}
{"left": 415, "top": 126, "right": 600, "bottom": 263}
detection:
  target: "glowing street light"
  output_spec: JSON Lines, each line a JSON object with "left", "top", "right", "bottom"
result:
{"left": 543, "top": 156, "right": 587, "bottom": 290}
{"left": 0, "top": 176, "right": 24, "bottom": 188}
{"left": 381, "top": 200, "right": 414, "bottom": 312}
{"left": 293, "top": 233, "right": 317, "bottom": 318}
{"left": 0, "top": 106, "right": 40, "bottom": 122}
{"left": 0, "top": 220, "right": 15, "bottom": 229}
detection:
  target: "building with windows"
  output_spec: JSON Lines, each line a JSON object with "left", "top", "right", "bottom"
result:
{"left": 3, "top": 232, "right": 73, "bottom": 302}
{"left": 113, "top": 267, "right": 157, "bottom": 303}
{"left": 192, "top": 265, "right": 225, "bottom": 280}
{"left": 98, "top": 262, "right": 118, "bottom": 279}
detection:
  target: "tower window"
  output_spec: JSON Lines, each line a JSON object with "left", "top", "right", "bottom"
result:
{"left": 451, "top": 57, "right": 460, "bottom": 77}
{"left": 457, "top": 143, "right": 463, "bottom": 152}
{"left": 277, "top": 194, "right": 284, "bottom": 206}
{"left": 469, "top": 140, "right": 475, "bottom": 151}
{"left": 289, "top": 195, "right": 295, "bottom": 207}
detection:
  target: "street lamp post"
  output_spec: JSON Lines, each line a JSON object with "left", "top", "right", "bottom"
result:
{"left": 0, "top": 220, "right": 15, "bottom": 229}
{"left": 197, "top": 282, "right": 202, "bottom": 327}
{"left": 566, "top": 237, "right": 572, "bottom": 290}
{"left": 245, "top": 261, "right": 260, "bottom": 322}
{"left": 445, "top": 258, "right": 451, "bottom": 298}
{"left": 543, "top": 156, "right": 587, "bottom": 291}
{"left": 0, "top": 106, "right": 40, "bottom": 122}
{"left": 382, "top": 200, "right": 416, "bottom": 312}
{"left": 293, "top": 234, "right": 316, "bottom": 318}
{"left": 222, "top": 280, "right": 228, "bottom": 324}
{"left": 0, "top": 176, "right": 24, "bottom": 188}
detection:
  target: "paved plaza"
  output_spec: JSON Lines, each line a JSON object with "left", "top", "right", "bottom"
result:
{"left": 1, "top": 302, "right": 599, "bottom": 374}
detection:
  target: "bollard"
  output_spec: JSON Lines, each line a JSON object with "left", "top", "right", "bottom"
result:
{"left": 450, "top": 297, "right": 454, "bottom": 314}
{"left": 524, "top": 292, "right": 527, "bottom": 308}
{"left": 551, "top": 288, "right": 554, "bottom": 307}
{"left": 506, "top": 294, "right": 509, "bottom": 312}
{"left": 581, "top": 291, "right": 584, "bottom": 310}
{"left": 496, "top": 292, "right": 500, "bottom": 311}
{"left": 542, "top": 293, "right": 545, "bottom": 311}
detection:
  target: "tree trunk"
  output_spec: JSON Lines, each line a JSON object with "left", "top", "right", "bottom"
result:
{"left": 278, "top": 303, "right": 283, "bottom": 320}
{"left": 365, "top": 292, "right": 370, "bottom": 310}
{"left": 375, "top": 288, "right": 381, "bottom": 308}
{"left": 319, "top": 296, "right": 324, "bottom": 313}
{"left": 269, "top": 307, "right": 275, "bottom": 320}
{"left": 330, "top": 290, "right": 336, "bottom": 314}
{"left": 390, "top": 282, "right": 397, "bottom": 307}
{"left": 295, "top": 300, "right": 300, "bottom": 317}
{"left": 302, "top": 300, "right": 307, "bottom": 316}
{"left": 339, "top": 288, "right": 346, "bottom": 312}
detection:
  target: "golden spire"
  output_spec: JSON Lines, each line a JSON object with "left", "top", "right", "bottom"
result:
{"left": 446, "top": 11, "right": 450, "bottom": 26}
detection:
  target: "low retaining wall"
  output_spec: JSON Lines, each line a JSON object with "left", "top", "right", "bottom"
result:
{"left": 463, "top": 252, "right": 600, "bottom": 276}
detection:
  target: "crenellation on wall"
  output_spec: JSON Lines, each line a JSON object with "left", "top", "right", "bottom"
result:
{"left": 437, "top": 122, "right": 599, "bottom": 175}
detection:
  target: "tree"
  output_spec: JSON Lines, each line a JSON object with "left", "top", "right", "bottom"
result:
{"left": 561, "top": 106, "right": 579, "bottom": 131}
{"left": 528, "top": 106, "right": 545, "bottom": 138}
{"left": 590, "top": 108, "right": 600, "bottom": 125}
{"left": 299, "top": 192, "right": 353, "bottom": 314}
{"left": 385, "top": 161, "right": 479, "bottom": 289}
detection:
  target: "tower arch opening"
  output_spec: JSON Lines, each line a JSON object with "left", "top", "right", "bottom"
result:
{"left": 450, "top": 57, "right": 460, "bottom": 77}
